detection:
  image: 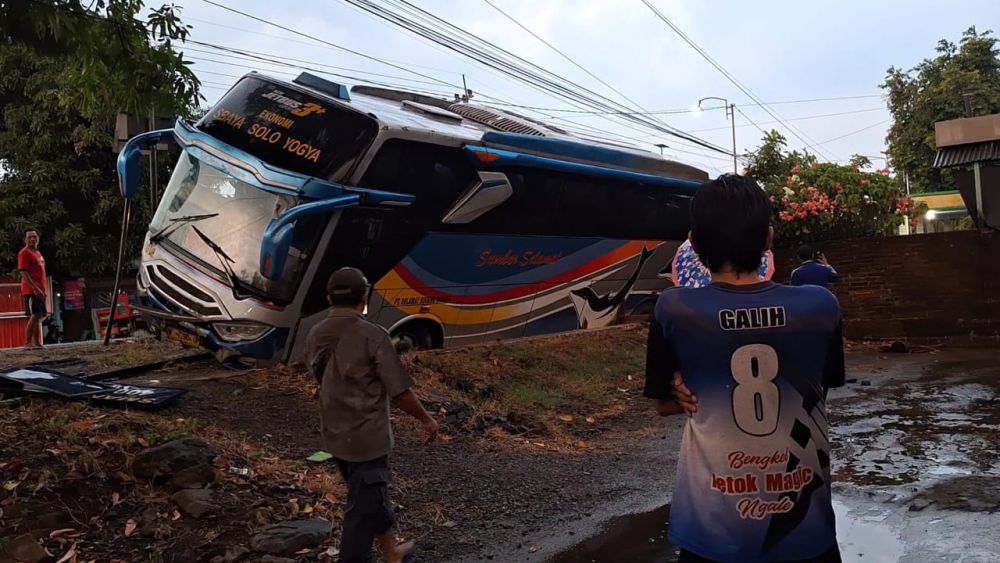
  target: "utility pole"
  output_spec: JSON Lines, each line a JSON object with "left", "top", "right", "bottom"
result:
{"left": 728, "top": 102, "right": 737, "bottom": 174}
{"left": 695, "top": 97, "right": 737, "bottom": 173}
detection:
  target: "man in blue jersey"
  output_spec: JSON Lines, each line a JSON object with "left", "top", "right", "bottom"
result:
{"left": 645, "top": 174, "right": 845, "bottom": 563}
{"left": 790, "top": 245, "right": 840, "bottom": 289}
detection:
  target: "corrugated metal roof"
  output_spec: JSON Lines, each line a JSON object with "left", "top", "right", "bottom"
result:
{"left": 933, "top": 140, "right": 1000, "bottom": 168}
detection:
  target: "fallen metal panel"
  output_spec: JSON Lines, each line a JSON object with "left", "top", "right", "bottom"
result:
{"left": 87, "top": 382, "right": 187, "bottom": 407}
{"left": 0, "top": 368, "right": 106, "bottom": 398}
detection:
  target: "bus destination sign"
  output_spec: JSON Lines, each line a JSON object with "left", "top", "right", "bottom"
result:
{"left": 198, "top": 76, "right": 377, "bottom": 178}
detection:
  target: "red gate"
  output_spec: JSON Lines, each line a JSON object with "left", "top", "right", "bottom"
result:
{"left": 0, "top": 281, "right": 29, "bottom": 348}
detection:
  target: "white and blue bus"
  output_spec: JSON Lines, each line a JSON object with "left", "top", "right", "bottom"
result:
{"left": 117, "top": 72, "right": 707, "bottom": 364}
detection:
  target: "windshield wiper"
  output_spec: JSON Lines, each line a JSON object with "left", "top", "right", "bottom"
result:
{"left": 149, "top": 213, "right": 219, "bottom": 244}
{"left": 189, "top": 225, "right": 266, "bottom": 301}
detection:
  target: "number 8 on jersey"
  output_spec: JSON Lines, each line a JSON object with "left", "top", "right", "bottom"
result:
{"left": 730, "top": 344, "right": 780, "bottom": 436}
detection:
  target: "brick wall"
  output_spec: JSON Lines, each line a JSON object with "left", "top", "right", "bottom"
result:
{"left": 773, "top": 231, "right": 1000, "bottom": 341}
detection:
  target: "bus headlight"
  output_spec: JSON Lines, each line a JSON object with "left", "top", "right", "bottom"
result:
{"left": 213, "top": 322, "right": 272, "bottom": 342}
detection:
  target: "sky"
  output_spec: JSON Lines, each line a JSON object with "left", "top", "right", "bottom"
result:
{"left": 164, "top": 0, "right": 1000, "bottom": 176}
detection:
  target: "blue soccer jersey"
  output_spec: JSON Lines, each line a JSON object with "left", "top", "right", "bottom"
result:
{"left": 645, "top": 281, "right": 845, "bottom": 562}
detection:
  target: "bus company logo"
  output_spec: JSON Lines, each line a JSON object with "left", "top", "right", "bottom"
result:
{"left": 261, "top": 90, "right": 326, "bottom": 117}
{"left": 290, "top": 102, "right": 326, "bottom": 117}
{"left": 476, "top": 249, "right": 562, "bottom": 268}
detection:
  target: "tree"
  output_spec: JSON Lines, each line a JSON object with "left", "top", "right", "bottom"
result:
{"left": 742, "top": 130, "right": 816, "bottom": 188}
{"left": 744, "top": 131, "right": 924, "bottom": 244}
{"left": 883, "top": 27, "right": 1000, "bottom": 194}
{"left": 0, "top": 1, "right": 200, "bottom": 276}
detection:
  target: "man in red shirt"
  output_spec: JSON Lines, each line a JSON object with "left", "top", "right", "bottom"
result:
{"left": 18, "top": 229, "right": 47, "bottom": 348}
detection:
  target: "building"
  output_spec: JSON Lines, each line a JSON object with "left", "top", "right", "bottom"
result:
{"left": 906, "top": 190, "right": 969, "bottom": 234}
{"left": 932, "top": 113, "right": 1000, "bottom": 230}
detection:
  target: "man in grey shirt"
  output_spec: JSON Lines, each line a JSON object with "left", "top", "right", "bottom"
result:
{"left": 306, "top": 267, "right": 438, "bottom": 563}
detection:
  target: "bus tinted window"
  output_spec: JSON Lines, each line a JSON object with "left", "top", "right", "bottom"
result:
{"left": 198, "top": 76, "right": 378, "bottom": 178}
{"left": 469, "top": 168, "right": 691, "bottom": 240}
{"left": 359, "top": 139, "right": 478, "bottom": 219}
{"left": 302, "top": 140, "right": 478, "bottom": 315}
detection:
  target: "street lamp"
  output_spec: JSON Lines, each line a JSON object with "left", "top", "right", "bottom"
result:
{"left": 695, "top": 96, "right": 737, "bottom": 174}
{"left": 654, "top": 143, "right": 669, "bottom": 156}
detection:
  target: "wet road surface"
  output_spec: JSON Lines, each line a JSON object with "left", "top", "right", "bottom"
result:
{"left": 551, "top": 348, "right": 1000, "bottom": 562}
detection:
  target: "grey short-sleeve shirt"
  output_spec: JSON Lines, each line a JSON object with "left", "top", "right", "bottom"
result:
{"left": 305, "top": 308, "right": 415, "bottom": 462}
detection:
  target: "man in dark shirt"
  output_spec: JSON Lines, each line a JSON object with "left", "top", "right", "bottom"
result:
{"left": 305, "top": 267, "right": 438, "bottom": 563}
{"left": 790, "top": 245, "right": 840, "bottom": 289}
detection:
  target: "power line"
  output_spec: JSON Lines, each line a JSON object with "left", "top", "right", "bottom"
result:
{"left": 200, "top": 0, "right": 462, "bottom": 90}
{"left": 815, "top": 119, "right": 891, "bottom": 145}
{"left": 735, "top": 107, "right": 767, "bottom": 135}
{"left": 688, "top": 106, "right": 887, "bottom": 133}
{"left": 185, "top": 16, "right": 466, "bottom": 76}
{"left": 641, "top": 0, "right": 836, "bottom": 161}
{"left": 530, "top": 95, "right": 885, "bottom": 116}
{"left": 186, "top": 54, "right": 459, "bottom": 98}
{"left": 340, "top": 0, "right": 731, "bottom": 155}
{"left": 480, "top": 0, "right": 663, "bottom": 118}
{"left": 184, "top": 41, "right": 450, "bottom": 87}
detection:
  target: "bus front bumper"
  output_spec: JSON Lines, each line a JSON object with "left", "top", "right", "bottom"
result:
{"left": 133, "top": 301, "right": 289, "bottom": 364}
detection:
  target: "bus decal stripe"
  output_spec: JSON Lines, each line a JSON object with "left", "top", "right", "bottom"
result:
{"left": 390, "top": 240, "right": 650, "bottom": 305}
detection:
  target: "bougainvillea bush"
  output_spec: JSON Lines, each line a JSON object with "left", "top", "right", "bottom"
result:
{"left": 744, "top": 130, "right": 925, "bottom": 244}
{"left": 768, "top": 163, "right": 923, "bottom": 242}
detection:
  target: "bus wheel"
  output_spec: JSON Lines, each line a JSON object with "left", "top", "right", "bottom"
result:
{"left": 392, "top": 322, "right": 437, "bottom": 353}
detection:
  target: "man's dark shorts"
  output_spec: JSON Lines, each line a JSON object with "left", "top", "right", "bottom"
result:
{"left": 23, "top": 295, "right": 46, "bottom": 317}
{"left": 334, "top": 455, "right": 396, "bottom": 562}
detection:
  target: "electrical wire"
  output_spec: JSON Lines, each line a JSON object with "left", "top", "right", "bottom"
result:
{"left": 642, "top": 0, "right": 837, "bottom": 161}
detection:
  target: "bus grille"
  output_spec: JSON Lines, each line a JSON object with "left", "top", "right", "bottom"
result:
{"left": 145, "top": 265, "right": 223, "bottom": 317}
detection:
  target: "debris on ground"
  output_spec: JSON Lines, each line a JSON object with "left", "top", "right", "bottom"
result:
{"left": 0, "top": 364, "right": 187, "bottom": 407}
{"left": 0, "top": 401, "right": 346, "bottom": 562}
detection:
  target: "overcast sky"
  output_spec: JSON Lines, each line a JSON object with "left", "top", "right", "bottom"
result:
{"left": 167, "top": 0, "right": 999, "bottom": 175}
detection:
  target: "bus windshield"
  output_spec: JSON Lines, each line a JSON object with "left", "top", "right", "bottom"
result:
{"left": 149, "top": 149, "right": 306, "bottom": 302}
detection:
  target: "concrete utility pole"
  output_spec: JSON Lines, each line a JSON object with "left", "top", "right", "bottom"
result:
{"left": 695, "top": 96, "right": 737, "bottom": 173}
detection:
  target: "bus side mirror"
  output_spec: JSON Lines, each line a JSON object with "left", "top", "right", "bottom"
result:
{"left": 116, "top": 128, "right": 175, "bottom": 199}
{"left": 259, "top": 194, "right": 361, "bottom": 280}
{"left": 442, "top": 171, "right": 513, "bottom": 224}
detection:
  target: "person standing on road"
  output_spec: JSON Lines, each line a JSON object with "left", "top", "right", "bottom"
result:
{"left": 644, "top": 175, "right": 845, "bottom": 563}
{"left": 305, "top": 267, "right": 438, "bottom": 563}
{"left": 790, "top": 245, "right": 839, "bottom": 289}
{"left": 18, "top": 229, "right": 47, "bottom": 348}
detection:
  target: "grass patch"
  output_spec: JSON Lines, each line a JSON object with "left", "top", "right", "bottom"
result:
{"left": 405, "top": 325, "right": 648, "bottom": 434}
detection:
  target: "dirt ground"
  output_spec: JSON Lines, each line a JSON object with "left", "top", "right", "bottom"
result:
{"left": 2, "top": 334, "right": 999, "bottom": 563}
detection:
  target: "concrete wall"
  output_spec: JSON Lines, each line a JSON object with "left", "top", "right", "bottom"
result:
{"left": 773, "top": 231, "right": 1000, "bottom": 341}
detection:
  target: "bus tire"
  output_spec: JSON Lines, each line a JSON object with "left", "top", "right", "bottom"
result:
{"left": 392, "top": 321, "right": 439, "bottom": 353}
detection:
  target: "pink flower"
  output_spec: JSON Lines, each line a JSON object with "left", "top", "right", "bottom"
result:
{"left": 791, "top": 165, "right": 802, "bottom": 174}
{"left": 861, "top": 179, "right": 871, "bottom": 186}
{"left": 779, "top": 211, "right": 794, "bottom": 222}
{"left": 770, "top": 195, "right": 776, "bottom": 203}
{"left": 810, "top": 161, "right": 819, "bottom": 169}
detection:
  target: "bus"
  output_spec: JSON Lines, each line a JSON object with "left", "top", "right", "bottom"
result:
{"left": 116, "top": 71, "right": 708, "bottom": 365}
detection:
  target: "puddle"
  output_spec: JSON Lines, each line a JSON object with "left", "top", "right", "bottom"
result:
{"left": 549, "top": 504, "right": 677, "bottom": 563}
{"left": 833, "top": 500, "right": 905, "bottom": 563}
{"left": 550, "top": 499, "right": 912, "bottom": 563}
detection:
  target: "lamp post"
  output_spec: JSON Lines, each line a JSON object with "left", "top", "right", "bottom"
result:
{"left": 654, "top": 143, "right": 669, "bottom": 156}
{"left": 695, "top": 96, "right": 737, "bottom": 173}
